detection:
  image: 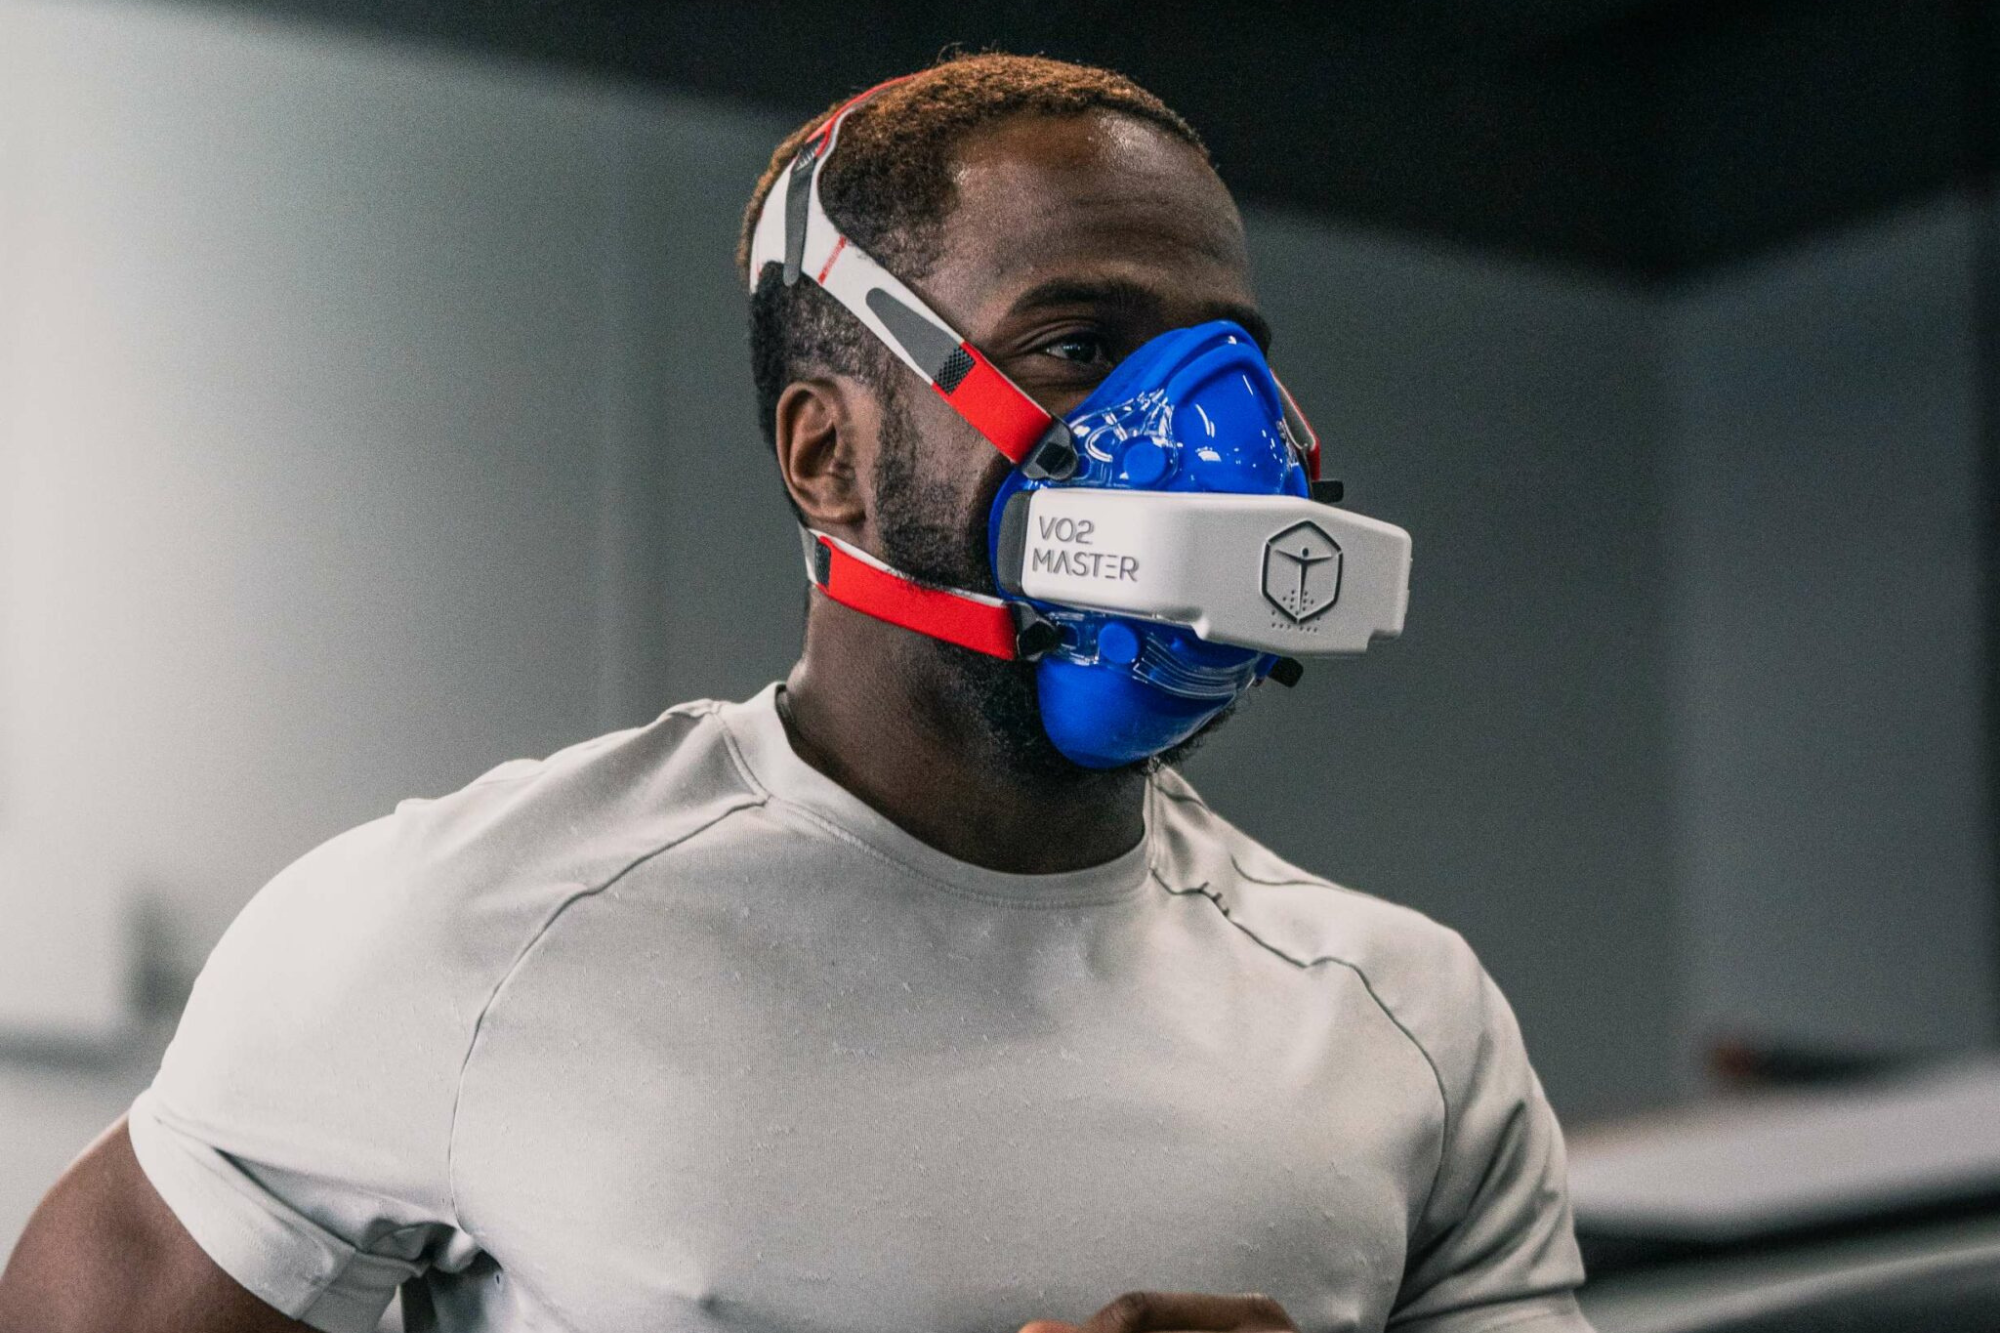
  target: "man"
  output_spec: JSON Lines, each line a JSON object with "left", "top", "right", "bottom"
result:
{"left": 0, "top": 53, "right": 1589, "bottom": 1333}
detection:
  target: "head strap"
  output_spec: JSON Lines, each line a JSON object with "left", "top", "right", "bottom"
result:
{"left": 748, "top": 78, "right": 1076, "bottom": 477}
{"left": 756, "top": 75, "right": 1325, "bottom": 656}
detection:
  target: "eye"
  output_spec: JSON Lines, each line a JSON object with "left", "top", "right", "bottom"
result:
{"left": 1038, "top": 331, "right": 1114, "bottom": 367}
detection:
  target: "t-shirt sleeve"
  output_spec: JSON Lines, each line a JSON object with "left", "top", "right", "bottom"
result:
{"left": 1387, "top": 939, "right": 1593, "bottom": 1333}
{"left": 126, "top": 811, "right": 499, "bottom": 1333}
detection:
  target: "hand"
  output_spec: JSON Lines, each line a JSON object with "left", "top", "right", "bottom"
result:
{"left": 1019, "top": 1290, "right": 1301, "bottom": 1333}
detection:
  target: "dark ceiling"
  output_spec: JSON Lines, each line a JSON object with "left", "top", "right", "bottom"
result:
{"left": 190, "top": 0, "right": 2000, "bottom": 282}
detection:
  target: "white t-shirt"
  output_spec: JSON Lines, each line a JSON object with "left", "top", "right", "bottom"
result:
{"left": 129, "top": 683, "right": 1590, "bottom": 1333}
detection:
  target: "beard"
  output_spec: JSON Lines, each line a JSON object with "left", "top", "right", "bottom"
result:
{"left": 870, "top": 390, "right": 1070, "bottom": 780}
{"left": 869, "top": 388, "right": 1241, "bottom": 783}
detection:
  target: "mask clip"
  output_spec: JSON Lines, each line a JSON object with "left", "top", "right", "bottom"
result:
{"left": 1019, "top": 422, "right": 1079, "bottom": 482}
{"left": 1011, "top": 604, "right": 1061, "bottom": 660}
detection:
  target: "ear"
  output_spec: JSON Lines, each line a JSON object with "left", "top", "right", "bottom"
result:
{"left": 774, "top": 377, "right": 877, "bottom": 533}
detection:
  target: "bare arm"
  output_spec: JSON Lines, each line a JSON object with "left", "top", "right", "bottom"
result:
{"left": 0, "top": 1116, "right": 314, "bottom": 1333}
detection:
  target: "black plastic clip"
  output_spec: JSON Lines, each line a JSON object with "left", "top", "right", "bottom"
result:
{"left": 1310, "top": 479, "right": 1345, "bottom": 505}
{"left": 781, "top": 143, "right": 822, "bottom": 287}
{"left": 1012, "top": 605, "right": 1061, "bottom": 660}
{"left": 1021, "top": 423, "right": 1079, "bottom": 481}
{"left": 1268, "top": 656, "right": 1305, "bottom": 688}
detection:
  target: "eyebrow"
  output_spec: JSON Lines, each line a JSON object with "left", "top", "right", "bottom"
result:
{"left": 1003, "top": 276, "right": 1275, "bottom": 354}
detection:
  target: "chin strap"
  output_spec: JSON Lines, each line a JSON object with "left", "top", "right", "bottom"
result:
{"left": 801, "top": 529, "right": 1056, "bottom": 661}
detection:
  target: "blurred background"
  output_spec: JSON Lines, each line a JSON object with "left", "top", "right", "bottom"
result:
{"left": 1, "top": 1, "right": 1996, "bottom": 1328}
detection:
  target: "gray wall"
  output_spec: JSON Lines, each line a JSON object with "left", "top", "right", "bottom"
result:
{"left": 602, "top": 96, "right": 803, "bottom": 716}
{"left": 1, "top": 0, "right": 1992, "bottom": 1137}
{"left": 1665, "top": 196, "right": 1998, "bottom": 1060}
{"left": 0, "top": 2, "right": 800, "bottom": 1032}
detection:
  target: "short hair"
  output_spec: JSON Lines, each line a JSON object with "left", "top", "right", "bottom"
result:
{"left": 737, "top": 53, "right": 1208, "bottom": 468}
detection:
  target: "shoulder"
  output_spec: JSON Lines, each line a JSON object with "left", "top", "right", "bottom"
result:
{"left": 1149, "top": 767, "right": 1502, "bottom": 1100}
{"left": 1150, "top": 777, "right": 1583, "bottom": 1318}
{"left": 246, "top": 699, "right": 756, "bottom": 945}
{"left": 132, "top": 706, "right": 770, "bottom": 1277}
{"left": 166, "top": 699, "right": 767, "bottom": 1094}
{"left": 1149, "top": 765, "right": 1479, "bottom": 986}
{"left": 379, "top": 696, "right": 765, "bottom": 905}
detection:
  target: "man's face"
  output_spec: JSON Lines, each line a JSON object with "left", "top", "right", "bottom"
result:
{"left": 865, "top": 110, "right": 1266, "bottom": 776}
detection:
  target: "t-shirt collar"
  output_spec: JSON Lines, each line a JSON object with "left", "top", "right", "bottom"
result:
{"left": 720, "top": 682, "right": 1154, "bottom": 907}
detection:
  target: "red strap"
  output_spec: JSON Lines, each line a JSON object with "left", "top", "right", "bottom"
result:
{"left": 796, "top": 77, "right": 1054, "bottom": 469}
{"left": 810, "top": 74, "right": 919, "bottom": 154}
{"left": 933, "top": 345, "right": 1054, "bottom": 464}
{"left": 796, "top": 78, "right": 1056, "bottom": 470}
{"left": 1274, "top": 373, "right": 1322, "bottom": 482}
{"left": 812, "top": 535, "right": 1020, "bottom": 659}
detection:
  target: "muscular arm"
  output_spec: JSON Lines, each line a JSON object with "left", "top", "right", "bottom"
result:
{"left": 0, "top": 1116, "right": 313, "bottom": 1333}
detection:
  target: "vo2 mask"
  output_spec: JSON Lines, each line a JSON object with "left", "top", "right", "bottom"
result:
{"left": 748, "top": 77, "right": 1412, "bottom": 768}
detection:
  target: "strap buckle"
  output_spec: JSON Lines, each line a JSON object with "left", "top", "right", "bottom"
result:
{"left": 1020, "top": 422, "right": 1079, "bottom": 481}
{"left": 1010, "top": 604, "right": 1061, "bottom": 660}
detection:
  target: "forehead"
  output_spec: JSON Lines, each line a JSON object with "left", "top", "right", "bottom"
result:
{"left": 922, "top": 111, "right": 1253, "bottom": 320}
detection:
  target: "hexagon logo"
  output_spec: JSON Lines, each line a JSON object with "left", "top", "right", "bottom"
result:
{"left": 1263, "top": 520, "right": 1342, "bottom": 622}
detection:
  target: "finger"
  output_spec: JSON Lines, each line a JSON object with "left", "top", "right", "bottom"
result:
{"left": 1019, "top": 1322, "right": 1082, "bottom": 1333}
{"left": 1079, "top": 1290, "right": 1297, "bottom": 1333}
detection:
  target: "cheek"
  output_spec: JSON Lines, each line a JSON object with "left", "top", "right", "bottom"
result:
{"left": 904, "top": 388, "right": 1016, "bottom": 518}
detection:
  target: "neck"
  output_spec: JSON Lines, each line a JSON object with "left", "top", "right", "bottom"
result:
{"left": 778, "top": 606, "right": 1147, "bottom": 875}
